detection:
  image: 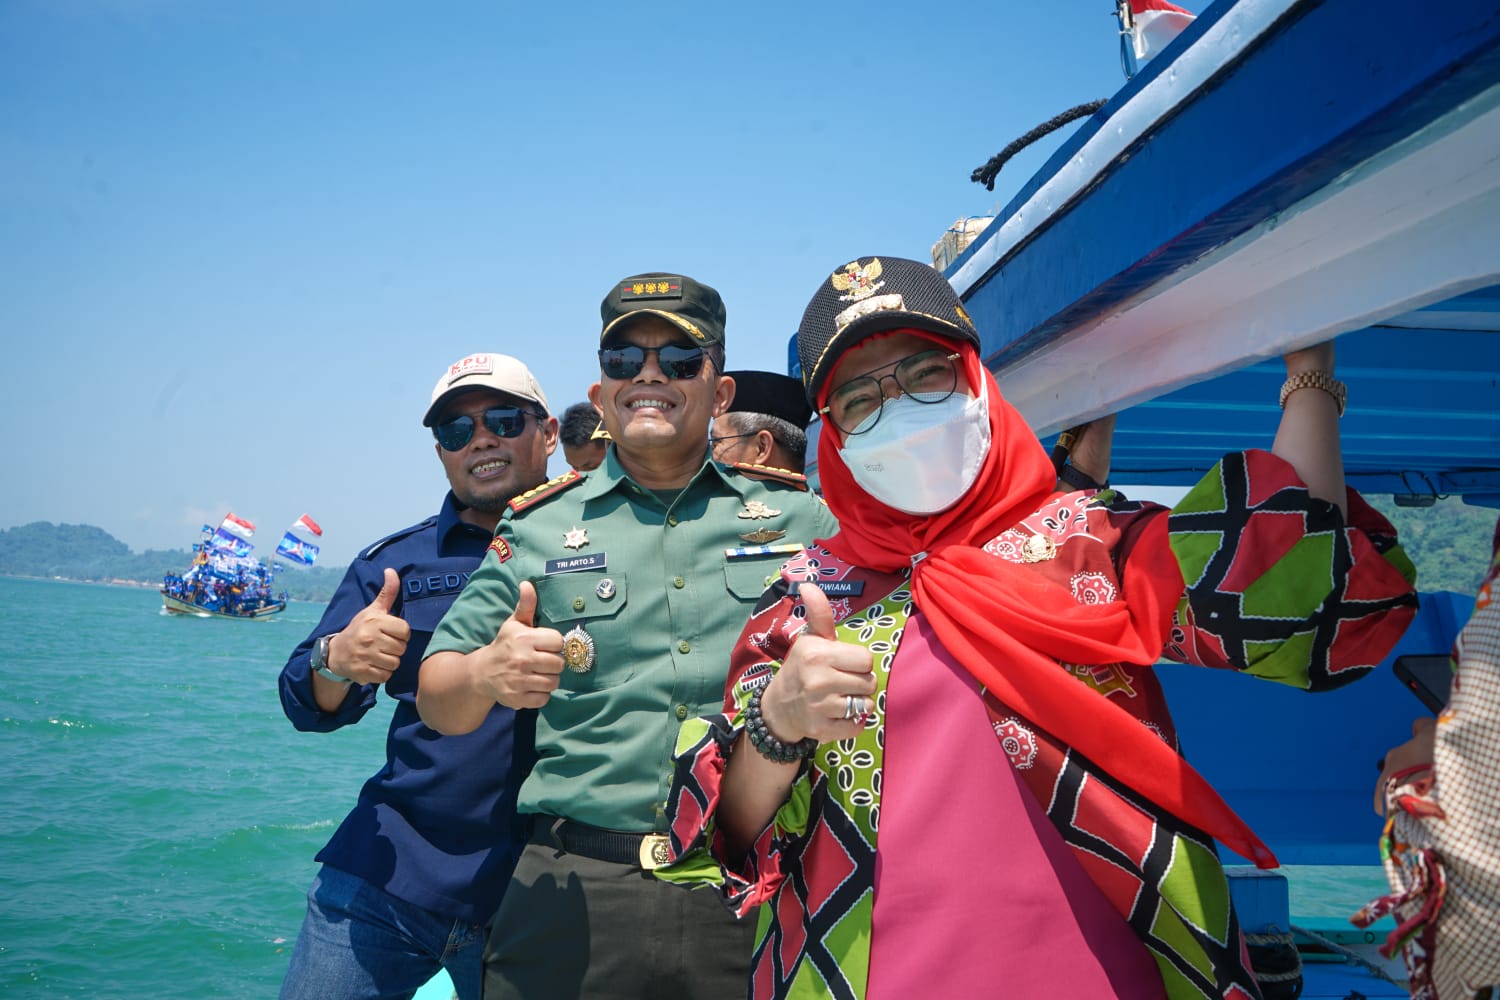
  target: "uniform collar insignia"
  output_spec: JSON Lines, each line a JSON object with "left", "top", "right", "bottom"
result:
{"left": 738, "top": 500, "right": 781, "bottom": 520}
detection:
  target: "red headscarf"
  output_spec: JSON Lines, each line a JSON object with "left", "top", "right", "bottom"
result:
{"left": 814, "top": 329, "right": 1276, "bottom": 867}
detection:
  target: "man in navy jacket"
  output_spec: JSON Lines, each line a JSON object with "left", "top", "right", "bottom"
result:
{"left": 277, "top": 352, "right": 557, "bottom": 1000}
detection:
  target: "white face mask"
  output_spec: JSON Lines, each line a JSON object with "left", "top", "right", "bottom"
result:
{"left": 837, "top": 389, "right": 991, "bottom": 514}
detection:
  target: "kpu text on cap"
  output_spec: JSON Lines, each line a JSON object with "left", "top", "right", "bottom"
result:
{"left": 796, "top": 255, "right": 980, "bottom": 406}
{"left": 423, "top": 353, "right": 550, "bottom": 426}
{"left": 600, "top": 272, "right": 727, "bottom": 349}
{"left": 724, "top": 371, "right": 814, "bottom": 429}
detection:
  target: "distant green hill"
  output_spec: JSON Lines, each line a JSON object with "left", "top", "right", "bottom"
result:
{"left": 1366, "top": 496, "right": 1496, "bottom": 596}
{"left": 1, "top": 501, "right": 1493, "bottom": 605}
{"left": 0, "top": 521, "right": 345, "bottom": 603}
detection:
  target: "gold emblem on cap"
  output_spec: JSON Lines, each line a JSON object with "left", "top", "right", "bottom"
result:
{"left": 738, "top": 500, "right": 781, "bottom": 520}
{"left": 562, "top": 625, "right": 596, "bottom": 673}
{"left": 1021, "top": 534, "right": 1057, "bottom": 563}
{"left": 739, "top": 527, "right": 786, "bottom": 544}
{"left": 563, "top": 526, "right": 589, "bottom": 550}
{"left": 831, "top": 258, "right": 885, "bottom": 302}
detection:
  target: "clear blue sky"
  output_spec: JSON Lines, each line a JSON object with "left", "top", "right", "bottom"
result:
{"left": 0, "top": 0, "right": 1144, "bottom": 565}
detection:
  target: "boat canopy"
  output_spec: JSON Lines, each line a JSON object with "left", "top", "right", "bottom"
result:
{"left": 943, "top": 0, "right": 1500, "bottom": 507}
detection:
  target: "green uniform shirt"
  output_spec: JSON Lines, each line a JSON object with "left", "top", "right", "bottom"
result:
{"left": 427, "top": 448, "right": 837, "bottom": 833}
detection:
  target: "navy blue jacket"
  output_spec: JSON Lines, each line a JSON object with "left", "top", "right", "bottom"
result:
{"left": 278, "top": 493, "right": 534, "bottom": 923}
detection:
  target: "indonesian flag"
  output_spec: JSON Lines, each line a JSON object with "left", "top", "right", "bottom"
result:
{"left": 293, "top": 513, "right": 323, "bottom": 537}
{"left": 1129, "top": 0, "right": 1195, "bottom": 64}
{"left": 219, "top": 513, "right": 256, "bottom": 540}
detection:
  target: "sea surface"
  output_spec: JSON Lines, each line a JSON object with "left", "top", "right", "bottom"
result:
{"left": 0, "top": 576, "right": 388, "bottom": 998}
{"left": 0, "top": 575, "right": 1393, "bottom": 998}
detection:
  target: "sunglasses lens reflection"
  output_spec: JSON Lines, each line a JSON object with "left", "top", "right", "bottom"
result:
{"left": 599, "top": 345, "right": 706, "bottom": 380}
{"left": 434, "top": 408, "right": 532, "bottom": 451}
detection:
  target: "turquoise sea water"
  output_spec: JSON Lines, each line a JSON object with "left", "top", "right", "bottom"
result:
{"left": 0, "top": 576, "right": 387, "bottom": 998}
{"left": 0, "top": 575, "right": 1393, "bottom": 997}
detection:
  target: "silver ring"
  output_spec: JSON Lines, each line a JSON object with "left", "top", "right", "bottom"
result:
{"left": 844, "top": 694, "right": 858, "bottom": 720}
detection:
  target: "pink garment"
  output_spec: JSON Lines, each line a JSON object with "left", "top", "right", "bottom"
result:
{"left": 868, "top": 612, "right": 1166, "bottom": 999}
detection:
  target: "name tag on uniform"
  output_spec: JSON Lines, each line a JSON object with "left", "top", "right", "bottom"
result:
{"left": 544, "top": 552, "right": 608, "bottom": 575}
{"left": 792, "top": 579, "right": 864, "bottom": 597}
{"left": 404, "top": 572, "right": 471, "bottom": 601}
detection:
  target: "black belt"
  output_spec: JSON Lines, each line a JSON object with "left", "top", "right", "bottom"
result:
{"left": 540, "top": 819, "right": 674, "bottom": 870}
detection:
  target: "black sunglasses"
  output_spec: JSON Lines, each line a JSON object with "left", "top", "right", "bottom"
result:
{"left": 598, "top": 343, "right": 708, "bottom": 381}
{"left": 433, "top": 407, "right": 544, "bottom": 452}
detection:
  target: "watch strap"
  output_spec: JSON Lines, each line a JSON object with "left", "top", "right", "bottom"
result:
{"left": 311, "top": 634, "right": 350, "bottom": 685}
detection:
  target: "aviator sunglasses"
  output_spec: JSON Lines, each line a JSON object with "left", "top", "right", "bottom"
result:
{"left": 598, "top": 343, "right": 708, "bottom": 381}
{"left": 433, "top": 406, "right": 545, "bottom": 452}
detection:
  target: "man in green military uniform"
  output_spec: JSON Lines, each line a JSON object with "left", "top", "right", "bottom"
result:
{"left": 418, "top": 271, "right": 837, "bottom": 1000}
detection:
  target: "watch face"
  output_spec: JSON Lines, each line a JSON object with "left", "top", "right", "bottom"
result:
{"left": 312, "top": 635, "right": 330, "bottom": 670}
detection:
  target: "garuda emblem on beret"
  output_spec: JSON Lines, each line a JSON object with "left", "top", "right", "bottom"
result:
{"left": 831, "top": 258, "right": 884, "bottom": 302}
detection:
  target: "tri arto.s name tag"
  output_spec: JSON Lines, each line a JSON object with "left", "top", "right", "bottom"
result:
{"left": 544, "top": 552, "right": 607, "bottom": 575}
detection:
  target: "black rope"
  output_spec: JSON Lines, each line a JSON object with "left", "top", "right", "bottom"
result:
{"left": 970, "top": 99, "right": 1108, "bottom": 191}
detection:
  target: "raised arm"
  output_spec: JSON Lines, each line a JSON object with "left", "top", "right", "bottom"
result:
{"left": 418, "top": 579, "right": 565, "bottom": 734}
{"left": 1272, "top": 340, "right": 1347, "bottom": 518}
{"left": 717, "top": 585, "right": 874, "bottom": 859}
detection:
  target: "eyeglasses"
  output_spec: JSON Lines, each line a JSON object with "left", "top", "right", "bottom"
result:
{"left": 709, "top": 430, "right": 758, "bottom": 453}
{"left": 819, "top": 350, "right": 962, "bottom": 435}
{"left": 433, "top": 407, "right": 545, "bottom": 452}
{"left": 598, "top": 343, "right": 708, "bottom": 381}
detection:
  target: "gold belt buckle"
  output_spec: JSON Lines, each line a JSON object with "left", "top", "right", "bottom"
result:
{"left": 638, "top": 833, "right": 672, "bottom": 871}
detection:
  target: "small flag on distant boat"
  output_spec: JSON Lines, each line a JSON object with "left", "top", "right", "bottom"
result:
{"left": 292, "top": 513, "right": 323, "bottom": 537}
{"left": 209, "top": 528, "right": 254, "bottom": 557}
{"left": 1118, "top": 0, "right": 1195, "bottom": 77}
{"left": 219, "top": 513, "right": 256, "bottom": 540}
{"left": 275, "top": 532, "right": 319, "bottom": 566}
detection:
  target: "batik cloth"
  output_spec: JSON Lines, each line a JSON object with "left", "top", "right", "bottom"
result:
{"left": 661, "top": 452, "right": 1417, "bottom": 1000}
{"left": 1354, "top": 519, "right": 1500, "bottom": 999}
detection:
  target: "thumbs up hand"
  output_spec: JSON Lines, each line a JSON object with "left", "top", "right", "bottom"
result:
{"left": 323, "top": 568, "right": 412, "bottom": 685}
{"left": 471, "top": 580, "right": 565, "bottom": 710}
{"left": 757, "top": 584, "right": 877, "bottom": 745}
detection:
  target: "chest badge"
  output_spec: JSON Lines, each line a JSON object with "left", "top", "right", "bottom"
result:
{"left": 738, "top": 500, "right": 781, "bottom": 520}
{"left": 1021, "top": 534, "right": 1057, "bottom": 563}
{"left": 562, "top": 625, "right": 596, "bottom": 673}
{"left": 739, "top": 527, "right": 786, "bottom": 544}
{"left": 595, "top": 578, "right": 616, "bottom": 600}
{"left": 563, "top": 526, "right": 589, "bottom": 550}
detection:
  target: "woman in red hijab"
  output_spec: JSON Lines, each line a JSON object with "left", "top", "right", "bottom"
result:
{"left": 660, "top": 256, "right": 1417, "bottom": 1000}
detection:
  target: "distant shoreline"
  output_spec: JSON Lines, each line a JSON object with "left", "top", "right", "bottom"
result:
{"left": 0, "top": 572, "right": 159, "bottom": 589}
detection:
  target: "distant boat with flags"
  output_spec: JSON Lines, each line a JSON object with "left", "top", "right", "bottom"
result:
{"left": 160, "top": 512, "right": 323, "bottom": 619}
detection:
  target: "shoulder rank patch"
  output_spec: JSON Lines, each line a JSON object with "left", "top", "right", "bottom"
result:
{"left": 508, "top": 470, "right": 584, "bottom": 515}
{"left": 488, "top": 536, "right": 513, "bottom": 563}
{"left": 728, "top": 461, "right": 809, "bottom": 490}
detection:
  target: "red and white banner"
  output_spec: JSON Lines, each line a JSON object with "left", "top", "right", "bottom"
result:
{"left": 219, "top": 513, "right": 256, "bottom": 540}
{"left": 1129, "top": 0, "right": 1195, "bottom": 64}
{"left": 292, "top": 513, "right": 323, "bottom": 537}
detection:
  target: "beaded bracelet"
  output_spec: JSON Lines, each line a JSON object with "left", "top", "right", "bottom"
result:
{"left": 1279, "top": 370, "right": 1347, "bottom": 417}
{"left": 744, "top": 688, "right": 819, "bottom": 764}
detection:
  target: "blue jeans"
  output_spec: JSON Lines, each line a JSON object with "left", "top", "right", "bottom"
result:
{"left": 279, "top": 865, "right": 483, "bottom": 1000}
